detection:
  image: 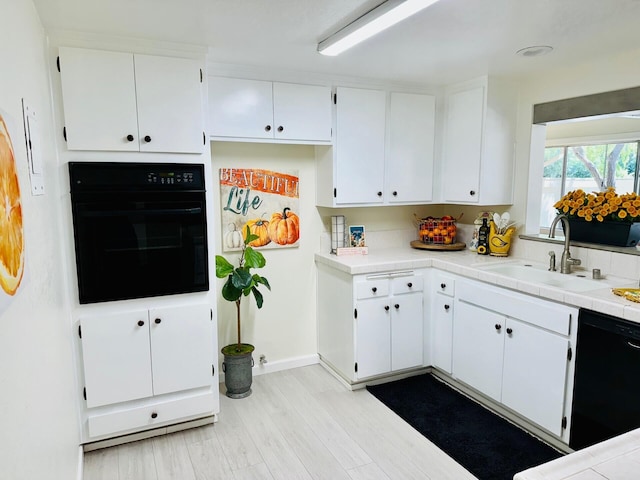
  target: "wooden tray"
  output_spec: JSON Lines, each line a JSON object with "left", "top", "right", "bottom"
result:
{"left": 410, "top": 240, "right": 466, "bottom": 251}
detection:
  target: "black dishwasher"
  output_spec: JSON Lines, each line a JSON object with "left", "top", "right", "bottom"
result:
{"left": 570, "top": 308, "right": 640, "bottom": 450}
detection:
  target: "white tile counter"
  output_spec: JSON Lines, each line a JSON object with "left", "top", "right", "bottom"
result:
{"left": 315, "top": 247, "right": 640, "bottom": 323}
{"left": 514, "top": 428, "right": 640, "bottom": 480}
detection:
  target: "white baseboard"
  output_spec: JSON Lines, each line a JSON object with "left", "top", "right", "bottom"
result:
{"left": 219, "top": 354, "right": 319, "bottom": 382}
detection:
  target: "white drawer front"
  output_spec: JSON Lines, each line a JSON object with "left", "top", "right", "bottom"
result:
{"left": 356, "top": 279, "right": 389, "bottom": 299}
{"left": 391, "top": 275, "right": 424, "bottom": 294}
{"left": 434, "top": 273, "right": 455, "bottom": 297}
{"left": 88, "top": 391, "right": 215, "bottom": 438}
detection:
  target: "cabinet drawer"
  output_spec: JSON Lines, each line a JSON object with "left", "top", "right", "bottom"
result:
{"left": 356, "top": 279, "right": 389, "bottom": 299}
{"left": 434, "top": 273, "right": 455, "bottom": 297}
{"left": 391, "top": 275, "right": 424, "bottom": 294}
{"left": 87, "top": 391, "right": 215, "bottom": 438}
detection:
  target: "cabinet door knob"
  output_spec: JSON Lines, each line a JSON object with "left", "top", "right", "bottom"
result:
{"left": 407, "top": 282, "right": 413, "bottom": 288}
{"left": 151, "top": 412, "right": 158, "bottom": 419}
{"left": 393, "top": 191, "right": 398, "bottom": 196}
{"left": 495, "top": 324, "right": 502, "bottom": 331}
{"left": 440, "top": 283, "right": 446, "bottom": 289}
{"left": 371, "top": 287, "right": 377, "bottom": 293}
{"left": 444, "top": 304, "right": 450, "bottom": 311}
{"left": 264, "top": 125, "right": 272, "bottom": 132}
{"left": 506, "top": 327, "right": 513, "bottom": 335}
{"left": 394, "top": 304, "right": 400, "bottom": 309}
{"left": 126, "top": 134, "right": 134, "bottom": 142}
{"left": 277, "top": 125, "right": 284, "bottom": 132}
{"left": 144, "top": 135, "right": 152, "bottom": 143}
{"left": 470, "top": 190, "right": 476, "bottom": 196}
{"left": 155, "top": 318, "right": 161, "bottom": 324}
{"left": 384, "top": 305, "right": 390, "bottom": 311}
{"left": 377, "top": 191, "right": 383, "bottom": 197}
{"left": 137, "top": 320, "right": 144, "bottom": 327}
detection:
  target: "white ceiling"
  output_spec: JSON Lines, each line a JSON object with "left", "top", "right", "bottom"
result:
{"left": 32, "top": 0, "right": 640, "bottom": 86}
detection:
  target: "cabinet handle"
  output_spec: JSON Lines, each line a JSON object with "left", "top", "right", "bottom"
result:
{"left": 394, "top": 304, "right": 399, "bottom": 309}
{"left": 444, "top": 304, "right": 450, "bottom": 311}
{"left": 407, "top": 282, "right": 413, "bottom": 288}
{"left": 264, "top": 125, "right": 272, "bottom": 132}
{"left": 371, "top": 287, "right": 377, "bottom": 293}
{"left": 155, "top": 318, "right": 162, "bottom": 324}
{"left": 506, "top": 327, "right": 513, "bottom": 335}
{"left": 470, "top": 190, "right": 476, "bottom": 196}
{"left": 137, "top": 320, "right": 145, "bottom": 327}
{"left": 440, "top": 283, "right": 446, "bottom": 289}
{"left": 151, "top": 412, "right": 158, "bottom": 419}
{"left": 392, "top": 191, "right": 398, "bottom": 196}
{"left": 377, "top": 191, "right": 383, "bottom": 197}
{"left": 144, "top": 135, "right": 152, "bottom": 143}
{"left": 384, "top": 305, "right": 390, "bottom": 311}
{"left": 277, "top": 126, "right": 284, "bottom": 132}
{"left": 495, "top": 324, "right": 502, "bottom": 331}
{"left": 126, "top": 134, "right": 134, "bottom": 142}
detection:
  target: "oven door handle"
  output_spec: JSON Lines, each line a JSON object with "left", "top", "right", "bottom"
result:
{"left": 79, "top": 207, "right": 202, "bottom": 217}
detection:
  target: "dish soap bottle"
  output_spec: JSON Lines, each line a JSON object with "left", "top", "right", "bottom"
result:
{"left": 477, "top": 218, "right": 490, "bottom": 255}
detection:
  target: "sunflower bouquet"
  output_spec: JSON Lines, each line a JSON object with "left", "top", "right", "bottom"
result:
{"left": 554, "top": 187, "right": 640, "bottom": 223}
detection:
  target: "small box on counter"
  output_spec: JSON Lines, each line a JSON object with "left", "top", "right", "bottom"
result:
{"left": 336, "top": 246, "right": 369, "bottom": 256}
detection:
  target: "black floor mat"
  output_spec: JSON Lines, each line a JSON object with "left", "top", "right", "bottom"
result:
{"left": 367, "top": 374, "right": 563, "bottom": 480}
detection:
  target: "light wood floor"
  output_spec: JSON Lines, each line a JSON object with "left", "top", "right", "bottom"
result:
{"left": 83, "top": 365, "right": 477, "bottom": 480}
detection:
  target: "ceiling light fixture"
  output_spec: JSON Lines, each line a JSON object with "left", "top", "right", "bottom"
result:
{"left": 318, "top": 0, "right": 441, "bottom": 56}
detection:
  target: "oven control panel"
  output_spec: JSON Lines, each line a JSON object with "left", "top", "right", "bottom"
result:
{"left": 147, "top": 171, "right": 196, "bottom": 185}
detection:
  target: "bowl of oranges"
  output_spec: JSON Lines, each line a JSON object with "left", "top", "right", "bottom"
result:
{"left": 418, "top": 215, "right": 457, "bottom": 245}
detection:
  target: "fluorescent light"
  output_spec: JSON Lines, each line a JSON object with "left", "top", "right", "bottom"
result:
{"left": 318, "top": 0, "right": 441, "bottom": 56}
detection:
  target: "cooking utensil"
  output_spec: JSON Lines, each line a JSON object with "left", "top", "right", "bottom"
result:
{"left": 500, "top": 212, "right": 511, "bottom": 234}
{"left": 493, "top": 213, "right": 501, "bottom": 230}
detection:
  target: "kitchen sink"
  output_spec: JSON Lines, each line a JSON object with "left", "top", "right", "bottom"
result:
{"left": 476, "top": 262, "right": 622, "bottom": 292}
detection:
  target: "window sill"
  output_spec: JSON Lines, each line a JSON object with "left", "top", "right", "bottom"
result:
{"left": 519, "top": 234, "right": 640, "bottom": 256}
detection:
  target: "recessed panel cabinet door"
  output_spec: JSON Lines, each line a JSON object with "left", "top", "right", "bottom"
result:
{"left": 335, "top": 87, "right": 386, "bottom": 204}
{"left": 432, "top": 294, "right": 454, "bottom": 374}
{"left": 134, "top": 54, "right": 204, "bottom": 153}
{"left": 80, "top": 310, "right": 153, "bottom": 408}
{"left": 502, "top": 318, "right": 569, "bottom": 436}
{"left": 59, "top": 47, "right": 139, "bottom": 151}
{"left": 149, "top": 304, "right": 213, "bottom": 396}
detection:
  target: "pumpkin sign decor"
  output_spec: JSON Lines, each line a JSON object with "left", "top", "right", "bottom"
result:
{"left": 219, "top": 168, "right": 300, "bottom": 251}
{"left": 243, "top": 216, "right": 271, "bottom": 247}
{"left": 268, "top": 208, "right": 300, "bottom": 245}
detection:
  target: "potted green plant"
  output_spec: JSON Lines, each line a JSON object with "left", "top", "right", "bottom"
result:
{"left": 215, "top": 226, "right": 270, "bottom": 398}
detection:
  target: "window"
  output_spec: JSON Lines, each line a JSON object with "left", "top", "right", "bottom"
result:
{"left": 540, "top": 141, "right": 639, "bottom": 230}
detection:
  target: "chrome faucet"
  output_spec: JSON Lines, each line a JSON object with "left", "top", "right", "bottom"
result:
{"left": 549, "top": 214, "right": 581, "bottom": 274}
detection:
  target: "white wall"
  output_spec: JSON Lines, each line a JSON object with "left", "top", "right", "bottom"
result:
{"left": 0, "top": 1, "right": 79, "bottom": 479}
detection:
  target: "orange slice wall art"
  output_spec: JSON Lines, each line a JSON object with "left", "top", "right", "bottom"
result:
{"left": 0, "top": 113, "right": 24, "bottom": 296}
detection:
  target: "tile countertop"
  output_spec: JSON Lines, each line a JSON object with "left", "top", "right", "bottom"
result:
{"left": 316, "top": 246, "right": 640, "bottom": 478}
{"left": 314, "top": 246, "right": 640, "bottom": 323}
{"left": 514, "top": 428, "right": 640, "bottom": 480}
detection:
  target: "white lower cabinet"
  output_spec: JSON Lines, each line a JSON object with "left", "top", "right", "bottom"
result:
{"left": 317, "top": 263, "right": 425, "bottom": 384}
{"left": 79, "top": 303, "right": 217, "bottom": 440}
{"left": 451, "top": 279, "right": 577, "bottom": 437}
{"left": 431, "top": 272, "right": 456, "bottom": 373}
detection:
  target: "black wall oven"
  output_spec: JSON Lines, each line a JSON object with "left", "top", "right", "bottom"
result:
{"left": 69, "top": 162, "right": 209, "bottom": 304}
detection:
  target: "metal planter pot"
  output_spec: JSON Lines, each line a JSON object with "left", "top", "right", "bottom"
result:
{"left": 222, "top": 344, "right": 255, "bottom": 399}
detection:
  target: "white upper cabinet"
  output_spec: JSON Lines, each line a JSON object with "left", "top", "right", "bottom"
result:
{"left": 58, "top": 47, "right": 204, "bottom": 153}
{"left": 440, "top": 76, "right": 517, "bottom": 205}
{"left": 208, "top": 77, "right": 332, "bottom": 143}
{"left": 317, "top": 87, "right": 436, "bottom": 207}
{"left": 387, "top": 92, "right": 436, "bottom": 204}
{"left": 334, "top": 87, "right": 387, "bottom": 205}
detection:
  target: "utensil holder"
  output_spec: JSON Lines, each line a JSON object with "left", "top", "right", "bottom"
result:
{"left": 489, "top": 221, "right": 515, "bottom": 257}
